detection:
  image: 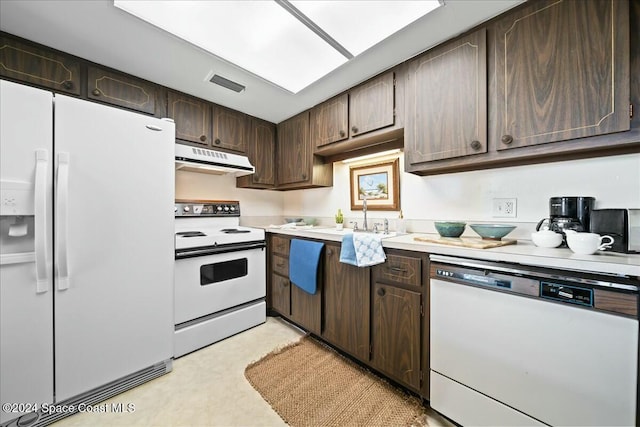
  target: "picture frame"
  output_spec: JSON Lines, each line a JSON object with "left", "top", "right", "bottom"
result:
{"left": 350, "top": 159, "right": 400, "bottom": 211}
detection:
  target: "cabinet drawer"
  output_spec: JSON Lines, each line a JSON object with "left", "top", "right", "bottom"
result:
{"left": 272, "top": 254, "right": 289, "bottom": 277}
{"left": 271, "top": 236, "right": 290, "bottom": 256}
{"left": 373, "top": 254, "right": 421, "bottom": 288}
{"left": 87, "top": 66, "right": 156, "bottom": 114}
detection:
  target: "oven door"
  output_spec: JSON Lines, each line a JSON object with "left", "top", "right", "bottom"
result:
{"left": 174, "top": 244, "right": 266, "bottom": 325}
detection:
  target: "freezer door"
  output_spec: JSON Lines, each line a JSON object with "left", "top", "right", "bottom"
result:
{"left": 53, "top": 95, "right": 175, "bottom": 401}
{"left": 0, "top": 81, "right": 54, "bottom": 423}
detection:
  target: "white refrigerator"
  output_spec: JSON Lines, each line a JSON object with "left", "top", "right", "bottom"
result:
{"left": 0, "top": 80, "right": 175, "bottom": 425}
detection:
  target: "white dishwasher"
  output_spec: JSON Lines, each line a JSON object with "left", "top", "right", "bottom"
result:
{"left": 429, "top": 255, "right": 639, "bottom": 427}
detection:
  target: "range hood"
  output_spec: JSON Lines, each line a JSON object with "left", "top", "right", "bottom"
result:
{"left": 175, "top": 144, "right": 255, "bottom": 177}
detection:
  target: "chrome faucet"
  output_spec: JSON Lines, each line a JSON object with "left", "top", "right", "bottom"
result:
{"left": 362, "top": 194, "right": 368, "bottom": 232}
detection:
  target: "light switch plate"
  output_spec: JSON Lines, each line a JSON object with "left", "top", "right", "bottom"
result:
{"left": 493, "top": 198, "right": 517, "bottom": 218}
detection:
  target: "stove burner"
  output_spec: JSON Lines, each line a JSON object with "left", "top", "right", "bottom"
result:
{"left": 220, "top": 228, "right": 251, "bottom": 234}
{"left": 176, "top": 231, "right": 207, "bottom": 237}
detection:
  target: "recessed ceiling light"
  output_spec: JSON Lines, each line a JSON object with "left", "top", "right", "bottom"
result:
{"left": 114, "top": 0, "right": 442, "bottom": 93}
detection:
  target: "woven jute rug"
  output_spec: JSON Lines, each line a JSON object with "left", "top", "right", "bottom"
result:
{"left": 245, "top": 336, "right": 428, "bottom": 427}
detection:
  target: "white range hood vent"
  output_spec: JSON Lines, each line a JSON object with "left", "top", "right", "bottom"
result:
{"left": 175, "top": 144, "right": 255, "bottom": 177}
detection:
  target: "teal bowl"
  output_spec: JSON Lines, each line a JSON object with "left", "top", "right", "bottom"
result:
{"left": 434, "top": 221, "right": 466, "bottom": 238}
{"left": 469, "top": 224, "right": 516, "bottom": 240}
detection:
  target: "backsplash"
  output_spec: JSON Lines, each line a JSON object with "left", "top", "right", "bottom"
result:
{"left": 176, "top": 152, "right": 640, "bottom": 238}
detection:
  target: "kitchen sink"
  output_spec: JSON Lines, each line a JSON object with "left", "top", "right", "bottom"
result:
{"left": 305, "top": 228, "right": 397, "bottom": 238}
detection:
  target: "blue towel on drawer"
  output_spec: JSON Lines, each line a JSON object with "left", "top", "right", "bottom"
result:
{"left": 289, "top": 239, "right": 324, "bottom": 295}
{"left": 340, "top": 232, "right": 386, "bottom": 267}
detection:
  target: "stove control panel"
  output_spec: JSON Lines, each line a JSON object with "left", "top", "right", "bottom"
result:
{"left": 175, "top": 201, "right": 240, "bottom": 217}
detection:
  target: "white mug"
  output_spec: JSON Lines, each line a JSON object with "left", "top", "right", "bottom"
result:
{"left": 565, "top": 231, "right": 615, "bottom": 255}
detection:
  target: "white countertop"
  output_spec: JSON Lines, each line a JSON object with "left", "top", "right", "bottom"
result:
{"left": 265, "top": 226, "right": 640, "bottom": 278}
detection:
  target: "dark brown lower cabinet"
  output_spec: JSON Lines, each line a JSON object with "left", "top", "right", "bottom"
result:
{"left": 322, "top": 243, "right": 370, "bottom": 361}
{"left": 271, "top": 274, "right": 290, "bottom": 316}
{"left": 371, "top": 282, "right": 422, "bottom": 391}
{"left": 290, "top": 282, "right": 322, "bottom": 335}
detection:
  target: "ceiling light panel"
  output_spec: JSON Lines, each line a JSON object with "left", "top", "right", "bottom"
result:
{"left": 290, "top": 1, "right": 442, "bottom": 56}
{"left": 114, "top": 0, "right": 347, "bottom": 93}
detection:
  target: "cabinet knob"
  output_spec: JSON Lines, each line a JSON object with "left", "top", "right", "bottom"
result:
{"left": 377, "top": 287, "right": 386, "bottom": 297}
{"left": 214, "top": 138, "right": 221, "bottom": 145}
{"left": 327, "top": 249, "right": 333, "bottom": 256}
{"left": 470, "top": 140, "right": 482, "bottom": 150}
{"left": 61, "top": 80, "right": 73, "bottom": 90}
{"left": 501, "top": 135, "right": 514, "bottom": 145}
{"left": 200, "top": 135, "right": 207, "bottom": 142}
{"left": 282, "top": 281, "right": 289, "bottom": 288}
{"left": 92, "top": 89, "right": 101, "bottom": 96}
{"left": 339, "top": 130, "right": 346, "bottom": 138}
{"left": 302, "top": 173, "right": 307, "bottom": 180}
{"left": 351, "top": 126, "right": 358, "bottom": 134}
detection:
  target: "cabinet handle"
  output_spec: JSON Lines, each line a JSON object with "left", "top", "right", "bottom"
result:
{"left": 200, "top": 135, "right": 207, "bottom": 142}
{"left": 470, "top": 140, "right": 482, "bottom": 150}
{"left": 377, "top": 287, "right": 386, "bottom": 296}
{"left": 501, "top": 135, "right": 514, "bottom": 145}
{"left": 61, "top": 80, "right": 73, "bottom": 90}
{"left": 92, "top": 89, "right": 101, "bottom": 96}
{"left": 276, "top": 262, "right": 285, "bottom": 268}
{"left": 339, "top": 130, "right": 346, "bottom": 137}
{"left": 389, "top": 266, "right": 407, "bottom": 273}
{"left": 351, "top": 126, "right": 358, "bottom": 134}
{"left": 214, "top": 138, "right": 221, "bottom": 145}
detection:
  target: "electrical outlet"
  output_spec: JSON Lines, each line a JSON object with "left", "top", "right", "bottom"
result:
{"left": 493, "top": 198, "right": 517, "bottom": 218}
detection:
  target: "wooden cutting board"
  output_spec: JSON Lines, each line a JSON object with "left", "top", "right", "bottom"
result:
{"left": 413, "top": 236, "right": 517, "bottom": 249}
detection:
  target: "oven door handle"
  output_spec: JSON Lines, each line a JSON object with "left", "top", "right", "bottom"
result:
{"left": 175, "top": 241, "right": 266, "bottom": 259}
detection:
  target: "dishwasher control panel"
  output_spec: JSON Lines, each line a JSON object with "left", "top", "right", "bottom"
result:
{"left": 540, "top": 282, "right": 593, "bottom": 307}
{"left": 435, "top": 268, "right": 512, "bottom": 289}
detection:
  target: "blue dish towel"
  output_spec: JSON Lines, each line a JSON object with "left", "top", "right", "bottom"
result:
{"left": 340, "top": 233, "right": 386, "bottom": 267}
{"left": 289, "top": 239, "right": 324, "bottom": 294}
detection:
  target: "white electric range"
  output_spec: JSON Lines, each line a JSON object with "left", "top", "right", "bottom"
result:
{"left": 174, "top": 200, "right": 266, "bottom": 357}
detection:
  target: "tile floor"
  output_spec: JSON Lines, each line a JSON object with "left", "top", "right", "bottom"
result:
{"left": 52, "top": 316, "right": 452, "bottom": 427}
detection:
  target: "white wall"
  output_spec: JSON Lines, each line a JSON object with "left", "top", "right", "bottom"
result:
{"left": 175, "top": 171, "right": 284, "bottom": 223}
{"left": 282, "top": 153, "right": 640, "bottom": 235}
{"left": 175, "top": 153, "right": 640, "bottom": 235}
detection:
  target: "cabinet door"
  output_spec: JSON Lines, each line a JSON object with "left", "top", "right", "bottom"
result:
{"left": 87, "top": 66, "right": 156, "bottom": 115}
{"left": 0, "top": 35, "right": 80, "bottom": 95}
{"left": 494, "top": 0, "right": 630, "bottom": 150}
{"left": 322, "top": 243, "right": 370, "bottom": 361}
{"left": 238, "top": 118, "right": 275, "bottom": 188}
{"left": 167, "top": 91, "right": 211, "bottom": 146}
{"left": 371, "top": 283, "right": 421, "bottom": 391}
{"left": 277, "top": 111, "right": 312, "bottom": 186}
{"left": 310, "top": 93, "right": 349, "bottom": 148}
{"left": 271, "top": 274, "right": 290, "bottom": 316}
{"left": 212, "top": 105, "right": 248, "bottom": 153}
{"left": 349, "top": 72, "right": 394, "bottom": 137}
{"left": 290, "top": 281, "right": 322, "bottom": 335}
{"left": 406, "top": 29, "right": 487, "bottom": 167}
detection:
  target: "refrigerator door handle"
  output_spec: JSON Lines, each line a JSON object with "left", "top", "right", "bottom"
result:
{"left": 56, "top": 152, "right": 70, "bottom": 290}
{"left": 35, "top": 149, "right": 49, "bottom": 293}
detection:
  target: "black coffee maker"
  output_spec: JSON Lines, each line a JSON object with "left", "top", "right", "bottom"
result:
{"left": 536, "top": 197, "right": 595, "bottom": 238}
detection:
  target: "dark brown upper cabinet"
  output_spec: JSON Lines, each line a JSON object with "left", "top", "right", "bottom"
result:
{"left": 493, "top": 0, "right": 630, "bottom": 150}
{"left": 87, "top": 66, "right": 156, "bottom": 115}
{"left": 212, "top": 105, "right": 248, "bottom": 153}
{"left": 237, "top": 117, "right": 276, "bottom": 189}
{"left": 405, "top": 29, "right": 487, "bottom": 172}
{"left": 0, "top": 35, "right": 80, "bottom": 95}
{"left": 310, "top": 93, "right": 349, "bottom": 149}
{"left": 167, "top": 91, "right": 211, "bottom": 146}
{"left": 349, "top": 72, "right": 395, "bottom": 137}
{"left": 277, "top": 111, "right": 332, "bottom": 190}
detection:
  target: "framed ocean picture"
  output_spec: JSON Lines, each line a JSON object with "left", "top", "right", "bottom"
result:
{"left": 349, "top": 159, "right": 399, "bottom": 211}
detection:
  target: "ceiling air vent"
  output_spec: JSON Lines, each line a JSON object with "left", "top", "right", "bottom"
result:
{"left": 209, "top": 74, "right": 245, "bottom": 93}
